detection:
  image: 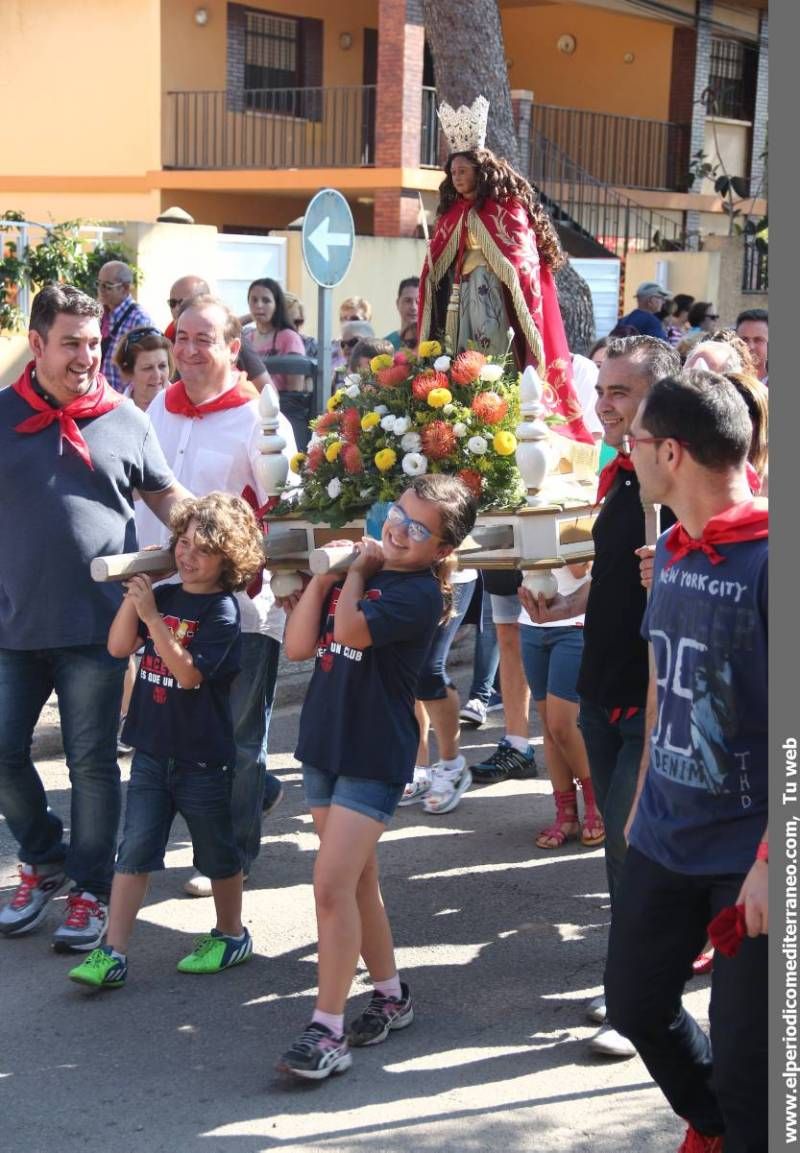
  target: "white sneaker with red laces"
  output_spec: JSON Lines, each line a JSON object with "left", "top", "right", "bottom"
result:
{"left": 0, "top": 864, "right": 68, "bottom": 937}
{"left": 52, "top": 891, "right": 108, "bottom": 953}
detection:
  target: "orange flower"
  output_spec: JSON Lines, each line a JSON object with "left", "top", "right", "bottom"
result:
{"left": 421, "top": 420, "right": 457, "bottom": 461}
{"left": 376, "top": 365, "right": 410, "bottom": 389}
{"left": 306, "top": 445, "right": 325, "bottom": 473}
{"left": 342, "top": 444, "right": 364, "bottom": 474}
{"left": 457, "top": 468, "right": 483, "bottom": 498}
{"left": 450, "top": 351, "right": 488, "bottom": 385}
{"left": 314, "top": 411, "right": 340, "bottom": 435}
{"left": 471, "top": 390, "right": 509, "bottom": 425}
{"left": 411, "top": 370, "right": 449, "bottom": 401}
{"left": 341, "top": 407, "right": 362, "bottom": 443}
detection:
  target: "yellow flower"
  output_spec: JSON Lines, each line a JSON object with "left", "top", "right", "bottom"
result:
{"left": 289, "top": 452, "right": 306, "bottom": 474}
{"left": 427, "top": 387, "right": 452, "bottom": 408}
{"left": 327, "top": 389, "right": 345, "bottom": 412}
{"left": 374, "top": 448, "right": 397, "bottom": 472}
{"left": 418, "top": 340, "right": 442, "bottom": 358}
{"left": 493, "top": 430, "right": 518, "bottom": 456}
{"left": 325, "top": 440, "right": 343, "bottom": 463}
{"left": 370, "top": 354, "right": 394, "bottom": 372}
{"left": 361, "top": 411, "right": 381, "bottom": 431}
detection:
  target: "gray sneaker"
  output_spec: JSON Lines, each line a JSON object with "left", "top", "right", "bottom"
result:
{"left": 52, "top": 891, "right": 109, "bottom": 953}
{"left": 0, "top": 864, "right": 68, "bottom": 937}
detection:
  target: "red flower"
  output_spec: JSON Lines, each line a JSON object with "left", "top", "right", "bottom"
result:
{"left": 341, "top": 407, "right": 362, "bottom": 443}
{"left": 411, "top": 370, "right": 449, "bottom": 401}
{"left": 342, "top": 444, "right": 364, "bottom": 474}
{"left": 377, "top": 364, "right": 410, "bottom": 389}
{"left": 421, "top": 420, "right": 457, "bottom": 461}
{"left": 394, "top": 351, "right": 409, "bottom": 365}
{"left": 451, "top": 351, "right": 488, "bottom": 385}
{"left": 471, "top": 390, "right": 509, "bottom": 425}
{"left": 314, "top": 411, "right": 340, "bottom": 435}
{"left": 457, "top": 468, "right": 483, "bottom": 498}
{"left": 306, "top": 445, "right": 325, "bottom": 473}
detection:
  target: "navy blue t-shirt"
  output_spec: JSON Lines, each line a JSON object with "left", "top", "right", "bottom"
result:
{"left": 619, "top": 309, "right": 667, "bottom": 340}
{"left": 122, "top": 585, "right": 242, "bottom": 766}
{"left": 296, "top": 569, "right": 443, "bottom": 783}
{"left": 630, "top": 532, "right": 768, "bottom": 875}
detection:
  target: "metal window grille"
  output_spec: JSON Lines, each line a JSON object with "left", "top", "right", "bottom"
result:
{"left": 244, "top": 10, "right": 299, "bottom": 104}
{"left": 709, "top": 38, "right": 757, "bottom": 122}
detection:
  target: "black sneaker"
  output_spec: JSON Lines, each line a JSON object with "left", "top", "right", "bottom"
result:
{"left": 348, "top": 982, "right": 414, "bottom": 1046}
{"left": 471, "top": 740, "right": 538, "bottom": 783}
{"left": 277, "top": 1022, "right": 352, "bottom": 1080}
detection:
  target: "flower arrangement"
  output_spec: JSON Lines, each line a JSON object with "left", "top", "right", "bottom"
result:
{"left": 277, "top": 342, "right": 527, "bottom": 527}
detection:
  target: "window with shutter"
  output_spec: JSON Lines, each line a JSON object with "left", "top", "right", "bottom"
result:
{"left": 227, "top": 5, "right": 323, "bottom": 121}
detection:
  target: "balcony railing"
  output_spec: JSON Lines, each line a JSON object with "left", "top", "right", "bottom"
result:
{"left": 164, "top": 86, "right": 378, "bottom": 170}
{"left": 531, "top": 105, "right": 691, "bottom": 192}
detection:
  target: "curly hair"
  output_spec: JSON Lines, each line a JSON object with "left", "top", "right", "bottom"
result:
{"left": 168, "top": 492, "right": 265, "bottom": 593}
{"left": 436, "top": 148, "right": 564, "bottom": 270}
{"left": 707, "top": 329, "right": 757, "bottom": 376}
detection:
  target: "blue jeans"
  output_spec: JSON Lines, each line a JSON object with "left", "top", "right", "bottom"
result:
{"left": 467, "top": 591, "right": 500, "bottom": 704}
{"left": 228, "top": 633, "right": 280, "bottom": 873}
{"left": 416, "top": 578, "right": 477, "bottom": 701}
{"left": 0, "top": 645, "right": 126, "bottom": 898}
{"left": 606, "top": 846, "right": 767, "bottom": 1152}
{"left": 116, "top": 751, "right": 240, "bottom": 879}
{"left": 578, "top": 698, "right": 645, "bottom": 906}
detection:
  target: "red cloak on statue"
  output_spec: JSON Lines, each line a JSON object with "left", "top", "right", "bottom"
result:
{"left": 419, "top": 196, "right": 593, "bottom": 444}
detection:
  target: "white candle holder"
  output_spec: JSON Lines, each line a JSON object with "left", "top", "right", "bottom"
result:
{"left": 254, "top": 381, "right": 289, "bottom": 497}
{"left": 515, "top": 365, "right": 551, "bottom": 506}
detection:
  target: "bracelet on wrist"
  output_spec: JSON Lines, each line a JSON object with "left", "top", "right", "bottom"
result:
{"left": 755, "top": 840, "right": 769, "bottom": 863}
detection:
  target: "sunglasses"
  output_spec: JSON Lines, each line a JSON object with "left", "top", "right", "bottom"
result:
{"left": 98, "top": 281, "right": 126, "bottom": 291}
{"left": 167, "top": 297, "right": 184, "bottom": 310}
{"left": 340, "top": 337, "right": 360, "bottom": 350}
{"left": 125, "top": 327, "right": 162, "bottom": 346}
{"left": 385, "top": 502, "right": 441, "bottom": 543}
{"left": 705, "top": 314, "right": 719, "bottom": 321}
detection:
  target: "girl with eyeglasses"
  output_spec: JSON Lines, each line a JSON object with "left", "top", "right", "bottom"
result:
{"left": 277, "top": 475, "right": 478, "bottom": 1081}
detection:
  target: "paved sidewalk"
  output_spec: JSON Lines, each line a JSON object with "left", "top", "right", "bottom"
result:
{"left": 0, "top": 659, "right": 709, "bottom": 1153}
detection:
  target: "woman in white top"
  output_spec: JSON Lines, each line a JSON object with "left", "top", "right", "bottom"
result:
{"left": 519, "top": 563, "right": 604, "bottom": 848}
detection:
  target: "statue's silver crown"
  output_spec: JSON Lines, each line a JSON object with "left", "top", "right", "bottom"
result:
{"left": 437, "top": 95, "right": 489, "bottom": 154}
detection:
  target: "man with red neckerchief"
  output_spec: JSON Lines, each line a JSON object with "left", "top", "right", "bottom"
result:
{"left": 606, "top": 371, "right": 768, "bottom": 1153}
{"left": 0, "top": 284, "right": 187, "bottom": 952}
{"left": 135, "top": 295, "right": 297, "bottom": 899}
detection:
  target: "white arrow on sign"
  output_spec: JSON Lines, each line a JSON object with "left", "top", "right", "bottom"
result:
{"left": 308, "top": 216, "right": 351, "bottom": 262}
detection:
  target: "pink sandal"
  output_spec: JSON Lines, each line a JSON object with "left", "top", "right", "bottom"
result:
{"left": 579, "top": 777, "right": 605, "bottom": 847}
{"left": 535, "top": 787, "right": 580, "bottom": 849}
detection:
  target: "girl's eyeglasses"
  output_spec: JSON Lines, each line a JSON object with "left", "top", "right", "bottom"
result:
{"left": 386, "top": 502, "right": 440, "bottom": 543}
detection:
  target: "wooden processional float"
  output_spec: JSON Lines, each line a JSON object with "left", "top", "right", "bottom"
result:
{"left": 90, "top": 368, "right": 600, "bottom": 596}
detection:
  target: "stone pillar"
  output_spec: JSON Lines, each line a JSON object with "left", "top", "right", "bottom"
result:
{"left": 374, "top": 0, "right": 425, "bottom": 236}
{"left": 749, "top": 12, "right": 769, "bottom": 199}
{"left": 686, "top": 0, "right": 713, "bottom": 247}
{"left": 511, "top": 89, "right": 534, "bottom": 180}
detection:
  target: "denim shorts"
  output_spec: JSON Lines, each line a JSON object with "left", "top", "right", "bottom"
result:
{"left": 520, "top": 624, "right": 584, "bottom": 703}
{"left": 115, "top": 751, "right": 242, "bottom": 879}
{"left": 490, "top": 592, "right": 523, "bottom": 625}
{"left": 302, "top": 764, "right": 404, "bottom": 825}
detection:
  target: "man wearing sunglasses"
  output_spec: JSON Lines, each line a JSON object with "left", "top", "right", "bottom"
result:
{"left": 97, "top": 261, "right": 155, "bottom": 393}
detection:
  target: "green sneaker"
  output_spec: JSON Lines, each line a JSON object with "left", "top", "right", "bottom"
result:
{"left": 177, "top": 927, "right": 253, "bottom": 974}
{"left": 68, "top": 945, "right": 127, "bottom": 989}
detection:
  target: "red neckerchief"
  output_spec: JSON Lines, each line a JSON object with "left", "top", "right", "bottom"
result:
{"left": 663, "top": 500, "right": 768, "bottom": 570}
{"left": 596, "top": 453, "right": 635, "bottom": 503}
{"left": 707, "top": 904, "right": 746, "bottom": 958}
{"left": 746, "top": 462, "right": 761, "bottom": 495}
{"left": 164, "top": 377, "right": 254, "bottom": 419}
{"left": 13, "top": 361, "right": 124, "bottom": 471}
{"left": 240, "top": 485, "right": 275, "bottom": 598}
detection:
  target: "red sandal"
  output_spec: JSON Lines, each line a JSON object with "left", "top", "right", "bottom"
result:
{"left": 535, "top": 787, "right": 580, "bottom": 849}
{"left": 579, "top": 777, "right": 605, "bottom": 847}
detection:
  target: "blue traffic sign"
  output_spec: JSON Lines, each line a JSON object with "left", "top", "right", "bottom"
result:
{"left": 302, "top": 189, "right": 355, "bottom": 288}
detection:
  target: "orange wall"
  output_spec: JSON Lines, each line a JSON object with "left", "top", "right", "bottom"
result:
{"left": 0, "top": 0, "right": 162, "bottom": 178}
{"left": 162, "top": 0, "right": 379, "bottom": 94}
{"left": 160, "top": 190, "right": 374, "bottom": 235}
{"left": 501, "top": 3, "right": 674, "bottom": 120}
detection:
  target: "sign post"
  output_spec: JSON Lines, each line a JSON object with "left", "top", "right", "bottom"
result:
{"left": 301, "top": 189, "right": 356, "bottom": 419}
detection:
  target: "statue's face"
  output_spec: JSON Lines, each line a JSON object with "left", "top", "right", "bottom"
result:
{"left": 450, "top": 155, "right": 478, "bottom": 197}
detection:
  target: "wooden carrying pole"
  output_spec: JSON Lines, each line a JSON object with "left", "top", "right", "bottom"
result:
{"left": 90, "top": 549, "right": 174, "bottom": 583}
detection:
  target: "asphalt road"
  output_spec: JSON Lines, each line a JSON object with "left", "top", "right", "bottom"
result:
{"left": 0, "top": 648, "right": 710, "bottom": 1153}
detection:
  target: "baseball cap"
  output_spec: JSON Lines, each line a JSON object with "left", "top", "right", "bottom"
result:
{"left": 636, "top": 281, "right": 668, "bottom": 298}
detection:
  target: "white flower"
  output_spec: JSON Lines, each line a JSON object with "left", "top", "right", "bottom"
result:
{"left": 480, "top": 363, "right": 504, "bottom": 383}
{"left": 360, "top": 487, "right": 374, "bottom": 499}
{"left": 373, "top": 404, "right": 389, "bottom": 415}
{"left": 327, "top": 478, "right": 342, "bottom": 499}
{"left": 380, "top": 414, "right": 397, "bottom": 432}
{"left": 345, "top": 384, "right": 361, "bottom": 399}
{"left": 392, "top": 416, "right": 410, "bottom": 436}
{"left": 468, "top": 435, "right": 488, "bottom": 455}
{"left": 401, "top": 452, "right": 428, "bottom": 477}
{"left": 433, "top": 355, "right": 452, "bottom": 372}
{"left": 400, "top": 431, "right": 422, "bottom": 453}
{"left": 345, "top": 373, "right": 362, "bottom": 387}
{"left": 442, "top": 403, "right": 455, "bottom": 415}
{"left": 453, "top": 422, "right": 469, "bottom": 438}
